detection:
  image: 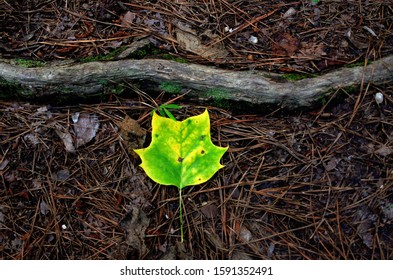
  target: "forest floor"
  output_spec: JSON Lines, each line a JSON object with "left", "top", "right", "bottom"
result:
{"left": 0, "top": 0, "right": 393, "bottom": 259}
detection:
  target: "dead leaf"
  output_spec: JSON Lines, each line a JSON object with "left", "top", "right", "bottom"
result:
{"left": 283, "top": 7, "right": 297, "bottom": 19}
{"left": 273, "top": 33, "right": 299, "bottom": 56}
{"left": 0, "top": 159, "right": 9, "bottom": 171}
{"left": 116, "top": 38, "right": 151, "bottom": 59}
{"left": 325, "top": 157, "right": 339, "bottom": 172}
{"left": 54, "top": 169, "right": 70, "bottom": 181}
{"left": 40, "top": 201, "right": 48, "bottom": 215}
{"left": 118, "top": 116, "right": 146, "bottom": 157}
{"left": 175, "top": 22, "right": 228, "bottom": 59}
{"left": 72, "top": 113, "right": 99, "bottom": 148}
{"left": 54, "top": 124, "right": 75, "bottom": 152}
{"left": 345, "top": 29, "right": 369, "bottom": 49}
{"left": 381, "top": 203, "right": 393, "bottom": 223}
{"left": 120, "top": 207, "right": 150, "bottom": 258}
{"left": 267, "top": 242, "right": 275, "bottom": 258}
{"left": 24, "top": 133, "right": 40, "bottom": 146}
{"left": 374, "top": 145, "right": 393, "bottom": 157}
{"left": 176, "top": 241, "right": 193, "bottom": 260}
{"left": 354, "top": 206, "right": 377, "bottom": 249}
{"left": 298, "top": 41, "right": 326, "bottom": 58}
{"left": 200, "top": 203, "right": 218, "bottom": 219}
{"left": 239, "top": 226, "right": 253, "bottom": 242}
{"left": 121, "top": 11, "right": 136, "bottom": 27}
{"left": 230, "top": 251, "right": 253, "bottom": 260}
{"left": 204, "top": 229, "right": 225, "bottom": 250}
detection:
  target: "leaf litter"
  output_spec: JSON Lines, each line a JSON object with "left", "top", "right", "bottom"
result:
{"left": 0, "top": 1, "right": 392, "bottom": 72}
{"left": 0, "top": 0, "right": 393, "bottom": 260}
{"left": 1, "top": 78, "right": 393, "bottom": 259}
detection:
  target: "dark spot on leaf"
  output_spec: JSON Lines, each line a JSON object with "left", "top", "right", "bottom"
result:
{"left": 178, "top": 157, "right": 184, "bottom": 162}
{"left": 199, "top": 135, "right": 205, "bottom": 141}
{"left": 155, "top": 134, "right": 159, "bottom": 138}
{"left": 201, "top": 150, "right": 205, "bottom": 154}
{"left": 198, "top": 178, "right": 201, "bottom": 181}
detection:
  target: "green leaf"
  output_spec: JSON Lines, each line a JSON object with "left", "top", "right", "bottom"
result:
{"left": 162, "top": 104, "right": 182, "bottom": 109}
{"left": 163, "top": 107, "right": 177, "bottom": 121}
{"left": 152, "top": 104, "right": 182, "bottom": 121}
{"left": 159, "top": 107, "right": 165, "bottom": 117}
{"left": 134, "top": 109, "right": 228, "bottom": 189}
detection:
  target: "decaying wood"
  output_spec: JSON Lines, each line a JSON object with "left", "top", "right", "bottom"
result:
{"left": 1, "top": 55, "right": 392, "bottom": 108}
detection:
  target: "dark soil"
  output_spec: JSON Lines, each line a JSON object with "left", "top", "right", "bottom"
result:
{"left": 1, "top": 0, "right": 393, "bottom": 260}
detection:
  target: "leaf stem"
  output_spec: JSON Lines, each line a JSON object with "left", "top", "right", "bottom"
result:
{"left": 179, "top": 188, "right": 184, "bottom": 243}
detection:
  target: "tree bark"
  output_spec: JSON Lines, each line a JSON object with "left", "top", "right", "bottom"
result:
{"left": 1, "top": 55, "right": 392, "bottom": 108}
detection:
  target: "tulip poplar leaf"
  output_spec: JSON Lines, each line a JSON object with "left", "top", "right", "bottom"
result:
{"left": 134, "top": 109, "right": 227, "bottom": 189}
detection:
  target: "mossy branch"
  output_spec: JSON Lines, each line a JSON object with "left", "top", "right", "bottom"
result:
{"left": 1, "top": 55, "right": 393, "bottom": 108}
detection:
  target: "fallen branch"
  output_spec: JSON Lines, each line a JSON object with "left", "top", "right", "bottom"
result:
{"left": 1, "top": 55, "right": 392, "bottom": 108}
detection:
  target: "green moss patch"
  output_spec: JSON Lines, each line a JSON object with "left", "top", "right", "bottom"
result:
{"left": 14, "top": 59, "right": 46, "bottom": 68}
{"left": 159, "top": 81, "right": 183, "bottom": 94}
{"left": 281, "top": 73, "right": 317, "bottom": 81}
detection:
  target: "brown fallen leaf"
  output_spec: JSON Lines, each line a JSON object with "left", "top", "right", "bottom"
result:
{"left": 118, "top": 115, "right": 146, "bottom": 157}
{"left": 175, "top": 22, "right": 228, "bottom": 60}
{"left": 298, "top": 41, "right": 326, "bottom": 58}
{"left": 200, "top": 203, "right": 218, "bottom": 219}
{"left": 54, "top": 124, "right": 75, "bottom": 153}
{"left": 273, "top": 32, "right": 299, "bottom": 56}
